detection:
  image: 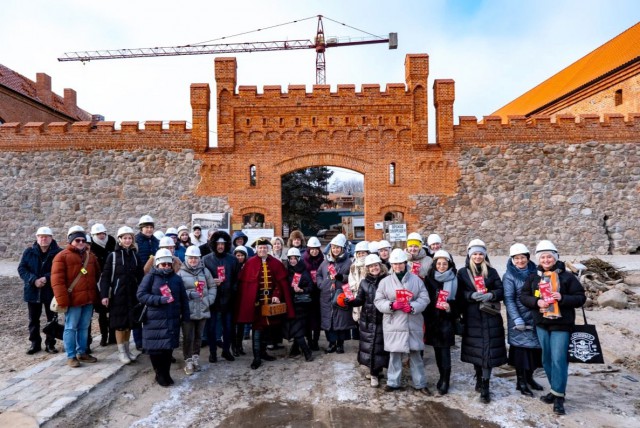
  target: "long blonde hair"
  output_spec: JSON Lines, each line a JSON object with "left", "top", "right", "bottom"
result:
{"left": 469, "top": 258, "right": 490, "bottom": 278}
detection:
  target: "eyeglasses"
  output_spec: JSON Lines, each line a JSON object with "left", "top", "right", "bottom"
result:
{"left": 74, "top": 239, "right": 86, "bottom": 243}
{"left": 158, "top": 262, "right": 172, "bottom": 267}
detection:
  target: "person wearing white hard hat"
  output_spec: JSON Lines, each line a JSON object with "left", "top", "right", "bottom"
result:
{"left": 18, "top": 226, "right": 63, "bottom": 355}
{"left": 89, "top": 223, "right": 117, "bottom": 347}
{"left": 457, "top": 239, "right": 507, "bottom": 404}
{"left": 99, "top": 226, "right": 145, "bottom": 364}
{"left": 302, "top": 236, "right": 324, "bottom": 351}
{"left": 135, "top": 215, "right": 159, "bottom": 265}
{"left": 405, "top": 232, "right": 432, "bottom": 279}
{"left": 144, "top": 236, "right": 182, "bottom": 275}
{"left": 376, "top": 240, "right": 392, "bottom": 269}
{"left": 137, "top": 248, "right": 190, "bottom": 387}
{"left": 368, "top": 241, "right": 379, "bottom": 255}
{"left": 51, "top": 226, "right": 102, "bottom": 368}
{"left": 374, "top": 248, "right": 431, "bottom": 395}
{"left": 521, "top": 240, "right": 586, "bottom": 416}
{"left": 284, "top": 247, "right": 315, "bottom": 362}
{"left": 426, "top": 234, "right": 443, "bottom": 258}
{"left": 423, "top": 250, "right": 459, "bottom": 395}
{"left": 178, "top": 245, "right": 217, "bottom": 375}
{"left": 153, "top": 230, "right": 165, "bottom": 241}
{"left": 503, "top": 243, "right": 542, "bottom": 398}
{"left": 345, "top": 254, "right": 389, "bottom": 388}
{"left": 348, "top": 241, "right": 370, "bottom": 326}
{"left": 189, "top": 224, "right": 207, "bottom": 247}
{"left": 316, "top": 233, "right": 355, "bottom": 354}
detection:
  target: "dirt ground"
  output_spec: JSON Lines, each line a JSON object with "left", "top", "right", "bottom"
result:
{"left": 3, "top": 273, "right": 640, "bottom": 427}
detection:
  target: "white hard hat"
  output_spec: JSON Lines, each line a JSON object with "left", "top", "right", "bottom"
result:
{"left": 287, "top": 247, "right": 301, "bottom": 258}
{"left": 90, "top": 223, "right": 107, "bottom": 235}
{"left": 427, "top": 234, "right": 442, "bottom": 246}
{"left": 117, "top": 226, "right": 135, "bottom": 238}
{"left": 330, "top": 234, "right": 347, "bottom": 247}
{"left": 85, "top": 233, "right": 92, "bottom": 243}
{"left": 154, "top": 248, "right": 173, "bottom": 266}
{"left": 138, "top": 215, "right": 154, "bottom": 227}
{"left": 177, "top": 225, "right": 189, "bottom": 235}
{"left": 234, "top": 245, "right": 248, "bottom": 256}
{"left": 165, "top": 227, "right": 178, "bottom": 236}
{"left": 185, "top": 246, "right": 201, "bottom": 257}
{"left": 192, "top": 224, "right": 202, "bottom": 231}
{"left": 153, "top": 231, "right": 165, "bottom": 240}
{"left": 364, "top": 254, "right": 382, "bottom": 266}
{"left": 467, "top": 239, "right": 486, "bottom": 250}
{"left": 433, "top": 250, "right": 451, "bottom": 262}
{"left": 307, "top": 236, "right": 321, "bottom": 248}
{"left": 36, "top": 226, "right": 53, "bottom": 237}
{"left": 389, "top": 248, "right": 408, "bottom": 263}
{"left": 407, "top": 232, "right": 424, "bottom": 244}
{"left": 354, "top": 241, "right": 369, "bottom": 253}
{"left": 535, "top": 240, "right": 558, "bottom": 254}
{"left": 159, "top": 236, "right": 175, "bottom": 248}
{"left": 377, "top": 240, "right": 392, "bottom": 250}
{"left": 509, "top": 243, "right": 530, "bottom": 257}
{"left": 368, "top": 241, "right": 379, "bottom": 254}
{"left": 67, "top": 225, "right": 85, "bottom": 237}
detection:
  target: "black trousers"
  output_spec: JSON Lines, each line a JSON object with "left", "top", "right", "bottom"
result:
{"left": 28, "top": 301, "right": 56, "bottom": 346}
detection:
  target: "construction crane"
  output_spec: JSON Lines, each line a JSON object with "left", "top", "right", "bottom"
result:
{"left": 58, "top": 15, "right": 397, "bottom": 85}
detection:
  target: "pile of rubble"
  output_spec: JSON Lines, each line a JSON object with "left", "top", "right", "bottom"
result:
{"left": 566, "top": 258, "right": 639, "bottom": 309}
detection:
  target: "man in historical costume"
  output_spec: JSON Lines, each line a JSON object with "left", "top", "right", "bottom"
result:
{"left": 236, "top": 237, "right": 294, "bottom": 369}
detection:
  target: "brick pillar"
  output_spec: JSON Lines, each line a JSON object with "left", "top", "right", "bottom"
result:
{"left": 405, "top": 54, "right": 429, "bottom": 149}
{"left": 215, "top": 57, "right": 237, "bottom": 151}
{"left": 190, "top": 83, "right": 210, "bottom": 151}
{"left": 434, "top": 79, "right": 455, "bottom": 150}
{"left": 36, "top": 73, "right": 53, "bottom": 106}
{"left": 63, "top": 88, "right": 77, "bottom": 115}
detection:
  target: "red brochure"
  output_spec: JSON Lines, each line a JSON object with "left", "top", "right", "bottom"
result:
{"left": 473, "top": 276, "right": 487, "bottom": 294}
{"left": 342, "top": 284, "right": 354, "bottom": 299}
{"left": 292, "top": 273, "right": 302, "bottom": 288}
{"left": 395, "top": 289, "right": 414, "bottom": 304}
{"left": 328, "top": 264, "right": 337, "bottom": 277}
{"left": 411, "top": 262, "right": 420, "bottom": 275}
{"left": 310, "top": 270, "right": 317, "bottom": 283}
{"left": 217, "top": 266, "right": 226, "bottom": 282}
{"left": 538, "top": 281, "right": 555, "bottom": 304}
{"left": 195, "top": 280, "right": 205, "bottom": 297}
{"left": 436, "top": 290, "right": 449, "bottom": 310}
{"left": 160, "top": 284, "right": 174, "bottom": 303}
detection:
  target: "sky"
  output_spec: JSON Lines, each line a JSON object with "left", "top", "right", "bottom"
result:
{"left": 2, "top": 0, "right": 639, "bottom": 152}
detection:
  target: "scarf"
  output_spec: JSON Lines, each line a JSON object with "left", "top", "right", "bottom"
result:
{"left": 92, "top": 235, "right": 108, "bottom": 248}
{"left": 434, "top": 269, "right": 457, "bottom": 300}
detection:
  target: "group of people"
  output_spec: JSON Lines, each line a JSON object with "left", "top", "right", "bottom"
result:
{"left": 19, "top": 219, "right": 586, "bottom": 415}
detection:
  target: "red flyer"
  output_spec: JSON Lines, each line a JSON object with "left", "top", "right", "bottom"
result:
{"left": 473, "top": 276, "right": 487, "bottom": 294}
{"left": 328, "top": 264, "right": 337, "bottom": 278}
{"left": 411, "top": 262, "right": 420, "bottom": 275}
{"left": 310, "top": 270, "right": 317, "bottom": 283}
{"left": 342, "top": 284, "right": 354, "bottom": 300}
{"left": 538, "top": 281, "right": 555, "bottom": 304}
{"left": 195, "top": 280, "right": 205, "bottom": 297}
{"left": 292, "top": 273, "right": 302, "bottom": 288}
{"left": 217, "top": 266, "right": 226, "bottom": 282}
{"left": 395, "top": 289, "right": 414, "bottom": 304}
{"left": 160, "top": 284, "right": 174, "bottom": 303}
{"left": 436, "top": 290, "right": 449, "bottom": 310}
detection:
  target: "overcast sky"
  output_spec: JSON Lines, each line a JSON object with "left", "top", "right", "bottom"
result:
{"left": 3, "top": 0, "right": 638, "bottom": 146}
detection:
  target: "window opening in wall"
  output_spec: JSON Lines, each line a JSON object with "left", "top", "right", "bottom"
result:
{"left": 312, "top": 117, "right": 317, "bottom": 126}
{"left": 395, "top": 116, "right": 400, "bottom": 125}
{"left": 246, "top": 118, "right": 251, "bottom": 126}
{"left": 389, "top": 162, "right": 396, "bottom": 185}
{"left": 362, "top": 116, "right": 366, "bottom": 125}
{"left": 249, "top": 164, "right": 257, "bottom": 187}
{"left": 345, "top": 117, "right": 350, "bottom": 125}
{"left": 279, "top": 118, "right": 284, "bottom": 126}
{"left": 295, "top": 118, "right": 300, "bottom": 126}
{"left": 263, "top": 118, "right": 267, "bottom": 126}
{"left": 378, "top": 116, "right": 383, "bottom": 125}
{"left": 243, "top": 212, "right": 265, "bottom": 228}
{"left": 615, "top": 89, "right": 623, "bottom": 106}
{"left": 329, "top": 117, "right": 334, "bottom": 125}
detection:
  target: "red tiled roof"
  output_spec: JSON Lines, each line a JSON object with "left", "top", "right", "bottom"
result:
{"left": 492, "top": 22, "right": 640, "bottom": 117}
{"left": 0, "top": 63, "right": 92, "bottom": 121}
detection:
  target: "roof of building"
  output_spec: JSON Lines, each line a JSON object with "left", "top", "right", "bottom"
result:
{"left": 0, "top": 63, "right": 92, "bottom": 121}
{"left": 492, "top": 22, "right": 640, "bottom": 118}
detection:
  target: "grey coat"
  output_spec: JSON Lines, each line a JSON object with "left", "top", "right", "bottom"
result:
{"left": 503, "top": 259, "right": 540, "bottom": 349}
{"left": 374, "top": 271, "right": 429, "bottom": 353}
{"left": 177, "top": 262, "right": 217, "bottom": 320}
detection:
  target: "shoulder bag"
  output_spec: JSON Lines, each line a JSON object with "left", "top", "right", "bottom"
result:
{"left": 42, "top": 314, "right": 64, "bottom": 340}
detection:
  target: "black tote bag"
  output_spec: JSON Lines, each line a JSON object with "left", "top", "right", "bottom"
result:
{"left": 568, "top": 307, "right": 604, "bottom": 364}
{"left": 42, "top": 315, "right": 65, "bottom": 340}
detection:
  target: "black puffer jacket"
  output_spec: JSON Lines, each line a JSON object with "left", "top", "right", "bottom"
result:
{"left": 348, "top": 270, "right": 389, "bottom": 372}
{"left": 424, "top": 266, "right": 459, "bottom": 348}
{"left": 100, "top": 244, "right": 144, "bottom": 329}
{"left": 521, "top": 261, "right": 586, "bottom": 332}
{"left": 284, "top": 261, "right": 314, "bottom": 340}
{"left": 456, "top": 258, "right": 507, "bottom": 368}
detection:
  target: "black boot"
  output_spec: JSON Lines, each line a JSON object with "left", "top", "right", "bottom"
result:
{"left": 553, "top": 396, "right": 566, "bottom": 415}
{"left": 526, "top": 370, "right": 544, "bottom": 391}
{"left": 250, "top": 330, "right": 262, "bottom": 369}
{"left": 310, "top": 331, "right": 320, "bottom": 351}
{"left": 297, "top": 338, "right": 314, "bottom": 362}
{"left": 336, "top": 340, "right": 345, "bottom": 354}
{"left": 474, "top": 366, "right": 483, "bottom": 392}
{"left": 289, "top": 341, "right": 301, "bottom": 357}
{"left": 480, "top": 379, "right": 491, "bottom": 403}
{"left": 325, "top": 342, "right": 337, "bottom": 353}
{"left": 435, "top": 361, "right": 444, "bottom": 391}
{"left": 516, "top": 370, "right": 533, "bottom": 397}
{"left": 438, "top": 368, "right": 451, "bottom": 395}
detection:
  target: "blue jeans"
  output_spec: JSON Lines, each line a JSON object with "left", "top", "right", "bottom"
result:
{"left": 209, "top": 311, "right": 232, "bottom": 354}
{"left": 387, "top": 351, "right": 427, "bottom": 389}
{"left": 536, "top": 327, "right": 569, "bottom": 396}
{"left": 64, "top": 304, "right": 93, "bottom": 359}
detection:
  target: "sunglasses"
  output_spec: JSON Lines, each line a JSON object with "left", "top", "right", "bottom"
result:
{"left": 158, "top": 262, "right": 172, "bottom": 267}
{"left": 73, "top": 238, "right": 86, "bottom": 243}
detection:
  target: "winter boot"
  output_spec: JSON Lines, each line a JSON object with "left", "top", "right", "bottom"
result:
{"left": 553, "top": 396, "right": 566, "bottom": 415}
{"left": 370, "top": 376, "right": 380, "bottom": 388}
{"left": 516, "top": 369, "right": 533, "bottom": 397}
{"left": 117, "top": 344, "right": 132, "bottom": 364}
{"left": 164, "top": 353, "right": 175, "bottom": 385}
{"left": 192, "top": 354, "right": 202, "bottom": 372}
{"left": 526, "top": 369, "right": 544, "bottom": 391}
{"left": 300, "top": 341, "right": 314, "bottom": 362}
{"left": 474, "top": 366, "right": 483, "bottom": 392}
{"left": 436, "top": 362, "right": 444, "bottom": 391}
{"left": 336, "top": 340, "right": 345, "bottom": 354}
{"left": 184, "top": 358, "right": 194, "bottom": 375}
{"left": 325, "top": 342, "right": 337, "bottom": 353}
{"left": 127, "top": 342, "right": 141, "bottom": 361}
{"left": 480, "top": 378, "right": 491, "bottom": 404}
{"left": 310, "top": 330, "right": 320, "bottom": 351}
{"left": 289, "top": 341, "right": 301, "bottom": 357}
{"left": 438, "top": 368, "right": 451, "bottom": 395}
{"left": 251, "top": 330, "right": 262, "bottom": 369}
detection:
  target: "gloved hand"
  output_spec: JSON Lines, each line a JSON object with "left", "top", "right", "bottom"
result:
{"left": 470, "top": 292, "right": 484, "bottom": 301}
{"left": 334, "top": 273, "right": 344, "bottom": 282}
{"left": 477, "top": 292, "right": 493, "bottom": 302}
{"left": 514, "top": 324, "right": 527, "bottom": 331}
{"left": 401, "top": 303, "right": 412, "bottom": 313}
{"left": 160, "top": 296, "right": 172, "bottom": 304}
{"left": 391, "top": 301, "right": 405, "bottom": 311}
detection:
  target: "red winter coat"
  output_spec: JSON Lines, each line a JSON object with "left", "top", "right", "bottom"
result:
{"left": 51, "top": 245, "right": 101, "bottom": 308}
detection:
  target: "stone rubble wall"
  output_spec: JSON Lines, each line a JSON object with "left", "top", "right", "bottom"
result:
{"left": 0, "top": 149, "right": 228, "bottom": 258}
{"left": 413, "top": 141, "right": 639, "bottom": 257}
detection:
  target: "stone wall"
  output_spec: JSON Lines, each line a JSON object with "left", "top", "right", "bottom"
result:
{"left": 0, "top": 148, "right": 228, "bottom": 258}
{"left": 413, "top": 141, "right": 639, "bottom": 256}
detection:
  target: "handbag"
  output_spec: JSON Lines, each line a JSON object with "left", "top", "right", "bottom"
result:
{"left": 479, "top": 301, "right": 502, "bottom": 315}
{"left": 42, "top": 315, "right": 64, "bottom": 340}
{"left": 568, "top": 307, "right": 604, "bottom": 364}
{"left": 51, "top": 250, "right": 92, "bottom": 314}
